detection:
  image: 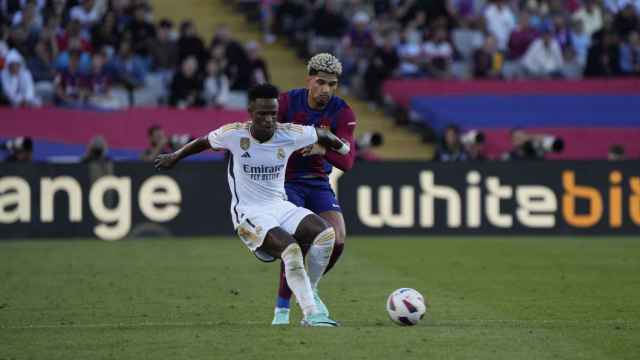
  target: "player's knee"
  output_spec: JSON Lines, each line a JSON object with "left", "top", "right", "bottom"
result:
{"left": 264, "top": 227, "right": 296, "bottom": 257}
{"left": 295, "top": 214, "right": 328, "bottom": 242}
{"left": 313, "top": 226, "right": 335, "bottom": 246}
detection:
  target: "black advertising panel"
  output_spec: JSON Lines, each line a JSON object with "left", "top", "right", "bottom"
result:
{"left": 338, "top": 161, "right": 640, "bottom": 235}
{"left": 1, "top": 161, "right": 638, "bottom": 239}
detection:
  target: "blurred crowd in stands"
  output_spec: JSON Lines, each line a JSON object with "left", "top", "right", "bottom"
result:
{"left": 240, "top": 0, "right": 640, "bottom": 103}
{"left": 2, "top": 0, "right": 638, "bottom": 163}
{"left": 0, "top": 0, "right": 271, "bottom": 109}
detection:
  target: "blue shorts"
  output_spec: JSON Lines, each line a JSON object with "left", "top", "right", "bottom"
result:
{"left": 285, "top": 178, "right": 342, "bottom": 214}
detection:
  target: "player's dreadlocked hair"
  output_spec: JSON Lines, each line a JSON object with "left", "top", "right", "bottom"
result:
{"left": 248, "top": 83, "right": 279, "bottom": 102}
{"left": 307, "top": 53, "right": 342, "bottom": 76}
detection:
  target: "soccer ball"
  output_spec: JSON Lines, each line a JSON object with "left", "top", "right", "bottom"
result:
{"left": 386, "top": 288, "right": 427, "bottom": 326}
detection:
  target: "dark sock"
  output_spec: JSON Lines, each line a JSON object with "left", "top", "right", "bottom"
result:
{"left": 323, "top": 242, "right": 344, "bottom": 275}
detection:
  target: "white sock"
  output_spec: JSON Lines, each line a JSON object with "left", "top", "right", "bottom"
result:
{"left": 306, "top": 227, "right": 336, "bottom": 289}
{"left": 281, "top": 243, "right": 317, "bottom": 317}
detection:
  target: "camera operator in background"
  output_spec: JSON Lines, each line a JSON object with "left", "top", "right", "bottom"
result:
{"left": 81, "top": 135, "right": 113, "bottom": 183}
{"left": 608, "top": 144, "right": 625, "bottom": 161}
{"left": 435, "top": 124, "right": 469, "bottom": 162}
{"left": 502, "top": 128, "right": 564, "bottom": 161}
{"left": 140, "top": 125, "right": 173, "bottom": 162}
{"left": 355, "top": 131, "right": 383, "bottom": 162}
{"left": 1, "top": 136, "right": 33, "bottom": 162}
{"left": 460, "top": 129, "right": 487, "bottom": 161}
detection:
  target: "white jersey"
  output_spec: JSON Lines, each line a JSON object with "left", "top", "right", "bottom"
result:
{"left": 207, "top": 121, "right": 318, "bottom": 226}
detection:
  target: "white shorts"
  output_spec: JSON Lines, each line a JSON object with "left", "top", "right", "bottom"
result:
{"left": 234, "top": 201, "right": 313, "bottom": 262}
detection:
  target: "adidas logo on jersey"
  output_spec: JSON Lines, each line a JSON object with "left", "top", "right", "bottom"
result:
{"left": 241, "top": 152, "right": 251, "bottom": 158}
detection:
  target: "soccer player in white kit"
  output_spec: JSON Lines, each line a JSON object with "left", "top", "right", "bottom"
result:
{"left": 154, "top": 84, "right": 350, "bottom": 326}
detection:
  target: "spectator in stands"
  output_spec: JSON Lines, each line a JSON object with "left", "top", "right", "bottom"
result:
{"left": 208, "top": 43, "right": 228, "bottom": 76}
{"left": 57, "top": 19, "right": 93, "bottom": 53}
{"left": 570, "top": 19, "right": 591, "bottom": 67}
{"left": 452, "top": 17, "right": 485, "bottom": 62}
{"left": 54, "top": 34, "right": 92, "bottom": 74}
{"left": 561, "top": 47, "right": 583, "bottom": 79}
{"left": 260, "top": 0, "right": 278, "bottom": 44}
{"left": 177, "top": 20, "right": 206, "bottom": 64}
{"left": 169, "top": 55, "right": 203, "bottom": 109}
{"left": 27, "top": 18, "right": 58, "bottom": 83}
{"left": 620, "top": 30, "right": 640, "bottom": 75}
{"left": 203, "top": 57, "right": 230, "bottom": 108}
{"left": 1, "top": 49, "right": 41, "bottom": 107}
{"left": 11, "top": 0, "right": 43, "bottom": 35}
{"left": 338, "top": 10, "right": 375, "bottom": 90}
{"left": 26, "top": 19, "right": 59, "bottom": 103}
{"left": 108, "top": 0, "right": 132, "bottom": 31}
{"left": 126, "top": 3, "right": 156, "bottom": 57}
{"left": 6, "top": 5, "right": 34, "bottom": 55}
{"left": 149, "top": 18, "right": 178, "bottom": 77}
{"left": 210, "top": 24, "right": 250, "bottom": 93}
{"left": 397, "top": 26, "right": 423, "bottom": 77}
{"left": 0, "top": 23, "right": 8, "bottom": 69}
{"left": 434, "top": 124, "right": 469, "bottom": 162}
{"left": 423, "top": 26, "right": 453, "bottom": 78}
{"left": 608, "top": 144, "right": 626, "bottom": 161}
{"left": 90, "top": 11, "right": 121, "bottom": 57}
{"left": 523, "top": 0, "right": 550, "bottom": 29}
{"left": 572, "top": 0, "right": 603, "bottom": 37}
{"left": 484, "top": 0, "right": 516, "bottom": 52}
{"left": 521, "top": 28, "right": 564, "bottom": 78}
{"left": 245, "top": 41, "right": 270, "bottom": 86}
{"left": 450, "top": 0, "right": 485, "bottom": 19}
{"left": 473, "top": 35, "right": 503, "bottom": 78}
{"left": 141, "top": 124, "right": 172, "bottom": 162}
{"left": 308, "top": 0, "right": 348, "bottom": 55}
{"left": 86, "top": 50, "right": 125, "bottom": 110}
{"left": 69, "top": 0, "right": 102, "bottom": 33}
{"left": 147, "top": 18, "right": 178, "bottom": 104}
{"left": 605, "top": 0, "right": 640, "bottom": 15}
{"left": 108, "top": 40, "right": 147, "bottom": 105}
{"left": 43, "top": 0, "right": 69, "bottom": 21}
{"left": 363, "top": 32, "right": 399, "bottom": 103}
{"left": 53, "top": 50, "right": 86, "bottom": 108}
{"left": 552, "top": 15, "right": 571, "bottom": 50}
{"left": 584, "top": 31, "right": 621, "bottom": 77}
{"left": 508, "top": 11, "right": 539, "bottom": 60}
{"left": 613, "top": 3, "right": 639, "bottom": 38}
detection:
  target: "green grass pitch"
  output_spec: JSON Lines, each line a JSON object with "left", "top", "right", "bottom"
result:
{"left": 1, "top": 236, "right": 639, "bottom": 359}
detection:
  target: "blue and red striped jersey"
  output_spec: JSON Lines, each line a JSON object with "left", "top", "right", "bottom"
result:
{"left": 278, "top": 88, "right": 357, "bottom": 181}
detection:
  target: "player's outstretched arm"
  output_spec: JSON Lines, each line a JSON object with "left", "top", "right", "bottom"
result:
{"left": 315, "top": 128, "right": 350, "bottom": 156}
{"left": 154, "top": 136, "right": 211, "bottom": 170}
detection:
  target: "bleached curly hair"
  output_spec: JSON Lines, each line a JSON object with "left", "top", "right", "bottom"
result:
{"left": 307, "top": 53, "right": 342, "bottom": 76}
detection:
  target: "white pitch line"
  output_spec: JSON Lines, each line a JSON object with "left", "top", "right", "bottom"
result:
{"left": 1, "top": 319, "right": 636, "bottom": 330}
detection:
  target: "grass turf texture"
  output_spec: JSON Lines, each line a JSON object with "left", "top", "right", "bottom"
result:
{"left": 1, "top": 237, "right": 639, "bottom": 360}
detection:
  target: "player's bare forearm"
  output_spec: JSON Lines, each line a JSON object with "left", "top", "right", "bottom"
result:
{"left": 154, "top": 136, "right": 210, "bottom": 170}
{"left": 316, "top": 128, "right": 350, "bottom": 155}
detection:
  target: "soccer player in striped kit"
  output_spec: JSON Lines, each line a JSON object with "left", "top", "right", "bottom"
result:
{"left": 272, "top": 53, "right": 357, "bottom": 325}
